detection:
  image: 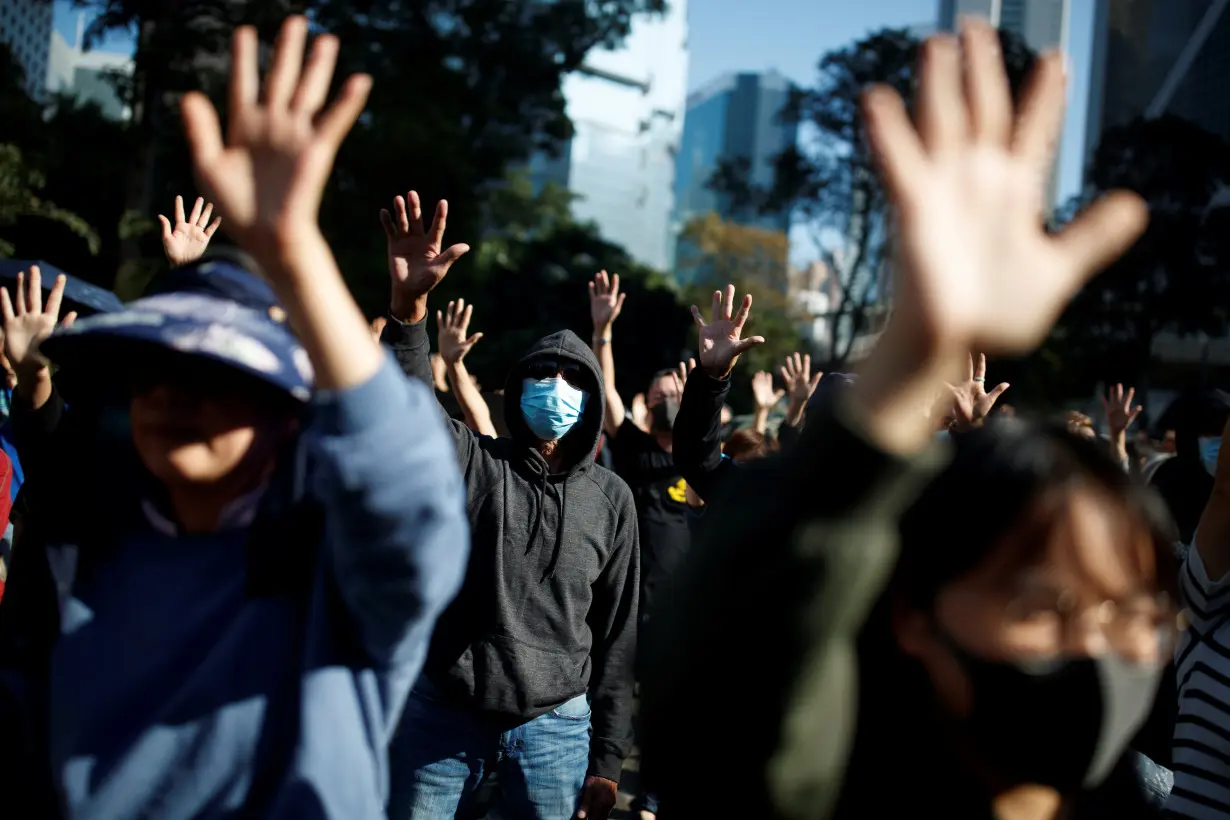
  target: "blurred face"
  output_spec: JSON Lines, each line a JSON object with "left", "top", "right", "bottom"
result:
{"left": 128, "top": 356, "right": 295, "bottom": 489}
{"left": 895, "top": 486, "right": 1170, "bottom": 717}
{"left": 720, "top": 405, "right": 734, "bottom": 426}
{"left": 646, "top": 374, "right": 680, "bottom": 409}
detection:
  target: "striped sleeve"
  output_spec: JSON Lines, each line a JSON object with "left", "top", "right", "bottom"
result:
{"left": 1168, "top": 545, "right": 1230, "bottom": 818}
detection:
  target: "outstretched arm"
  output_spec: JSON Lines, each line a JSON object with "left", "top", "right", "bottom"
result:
{"left": 180, "top": 18, "right": 470, "bottom": 687}
{"left": 671, "top": 285, "right": 764, "bottom": 504}
{"left": 589, "top": 270, "right": 626, "bottom": 437}
{"left": 643, "top": 22, "right": 1146, "bottom": 817}
{"left": 437, "top": 298, "right": 497, "bottom": 438}
{"left": 377, "top": 191, "right": 481, "bottom": 459}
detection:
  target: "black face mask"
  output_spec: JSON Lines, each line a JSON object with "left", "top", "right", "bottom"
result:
{"left": 651, "top": 399, "right": 680, "bottom": 433}
{"left": 942, "top": 632, "right": 1163, "bottom": 791}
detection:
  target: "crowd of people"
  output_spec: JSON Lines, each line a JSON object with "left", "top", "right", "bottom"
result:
{"left": 0, "top": 12, "right": 1226, "bottom": 820}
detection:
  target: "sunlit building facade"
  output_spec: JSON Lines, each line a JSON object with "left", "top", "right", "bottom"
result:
{"left": 0, "top": 0, "right": 53, "bottom": 100}
{"left": 529, "top": 2, "right": 689, "bottom": 273}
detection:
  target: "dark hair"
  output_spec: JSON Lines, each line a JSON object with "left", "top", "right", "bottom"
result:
{"left": 724, "top": 428, "right": 768, "bottom": 463}
{"left": 834, "top": 419, "right": 1175, "bottom": 816}
{"left": 894, "top": 418, "right": 1174, "bottom": 606}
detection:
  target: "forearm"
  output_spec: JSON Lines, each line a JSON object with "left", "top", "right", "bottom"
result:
{"left": 592, "top": 324, "right": 624, "bottom": 433}
{"left": 380, "top": 313, "right": 434, "bottom": 387}
{"left": 752, "top": 407, "right": 770, "bottom": 435}
{"left": 257, "top": 230, "right": 383, "bottom": 391}
{"left": 673, "top": 370, "right": 733, "bottom": 502}
{"left": 446, "top": 360, "right": 496, "bottom": 438}
{"left": 785, "top": 398, "right": 807, "bottom": 429}
{"left": 313, "top": 358, "right": 470, "bottom": 669}
{"left": 1109, "top": 430, "right": 1128, "bottom": 467}
{"left": 14, "top": 368, "right": 52, "bottom": 412}
{"left": 850, "top": 324, "right": 962, "bottom": 457}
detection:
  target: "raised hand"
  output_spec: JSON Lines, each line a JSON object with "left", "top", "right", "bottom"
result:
{"left": 1101, "top": 382, "right": 1142, "bottom": 438}
{"left": 946, "top": 353, "right": 1009, "bottom": 431}
{"left": 589, "top": 270, "right": 625, "bottom": 334}
{"left": 631, "top": 392, "right": 649, "bottom": 431}
{"left": 180, "top": 17, "right": 371, "bottom": 263}
{"left": 436, "top": 298, "right": 484, "bottom": 365}
{"left": 0, "top": 266, "right": 77, "bottom": 380}
{"left": 158, "top": 195, "right": 222, "bottom": 267}
{"left": 751, "top": 371, "right": 784, "bottom": 412}
{"left": 780, "top": 352, "right": 823, "bottom": 405}
{"left": 382, "top": 191, "right": 471, "bottom": 320}
{"left": 862, "top": 19, "right": 1146, "bottom": 358}
{"left": 677, "top": 358, "right": 696, "bottom": 389}
{"left": 369, "top": 316, "right": 387, "bottom": 345}
{"left": 692, "top": 285, "right": 765, "bottom": 380}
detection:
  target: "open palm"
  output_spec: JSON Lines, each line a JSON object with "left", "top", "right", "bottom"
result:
{"left": 863, "top": 22, "right": 1146, "bottom": 355}
{"left": 0, "top": 266, "right": 77, "bottom": 377}
{"left": 693, "top": 285, "right": 765, "bottom": 379}
{"left": 946, "top": 353, "right": 1009, "bottom": 429}
{"left": 437, "top": 298, "right": 484, "bottom": 365}
{"left": 159, "top": 195, "right": 222, "bottom": 267}
{"left": 382, "top": 191, "right": 470, "bottom": 303}
{"left": 179, "top": 18, "right": 371, "bottom": 260}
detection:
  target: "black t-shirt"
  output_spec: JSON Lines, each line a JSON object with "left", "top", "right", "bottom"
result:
{"left": 609, "top": 418, "right": 690, "bottom": 618}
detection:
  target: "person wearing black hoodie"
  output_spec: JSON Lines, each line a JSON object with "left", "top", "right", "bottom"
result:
{"left": 378, "top": 192, "right": 639, "bottom": 820}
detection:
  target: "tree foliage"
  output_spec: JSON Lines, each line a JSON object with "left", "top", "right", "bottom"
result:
{"left": 712, "top": 27, "right": 1036, "bottom": 367}
{"left": 1037, "top": 115, "right": 1230, "bottom": 401}
{"left": 677, "top": 211, "right": 803, "bottom": 385}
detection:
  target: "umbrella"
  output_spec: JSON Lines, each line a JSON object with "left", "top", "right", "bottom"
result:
{"left": 0, "top": 260, "right": 124, "bottom": 316}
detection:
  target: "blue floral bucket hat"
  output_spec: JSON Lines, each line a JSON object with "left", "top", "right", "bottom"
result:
{"left": 40, "top": 252, "right": 313, "bottom": 402}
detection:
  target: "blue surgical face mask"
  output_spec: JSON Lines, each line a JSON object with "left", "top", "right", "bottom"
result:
{"left": 521, "top": 377, "right": 589, "bottom": 441}
{"left": 1199, "top": 436, "right": 1222, "bottom": 477}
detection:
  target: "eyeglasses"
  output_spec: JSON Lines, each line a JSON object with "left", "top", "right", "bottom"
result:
{"left": 1002, "top": 589, "right": 1179, "bottom": 665}
{"left": 527, "top": 359, "right": 585, "bottom": 388}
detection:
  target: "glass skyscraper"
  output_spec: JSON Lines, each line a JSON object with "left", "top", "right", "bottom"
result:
{"left": 529, "top": 2, "right": 688, "bottom": 273}
{"left": 1085, "top": 0, "right": 1230, "bottom": 149}
{"left": 937, "top": 0, "right": 1069, "bottom": 50}
{"left": 671, "top": 70, "right": 796, "bottom": 270}
{"left": 0, "top": 0, "right": 53, "bottom": 101}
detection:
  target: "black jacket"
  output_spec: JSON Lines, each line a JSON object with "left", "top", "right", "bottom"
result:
{"left": 672, "top": 369, "right": 737, "bottom": 504}
{"left": 383, "top": 318, "right": 639, "bottom": 781}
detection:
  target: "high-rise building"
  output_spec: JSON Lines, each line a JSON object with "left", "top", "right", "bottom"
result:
{"left": 0, "top": 0, "right": 54, "bottom": 101}
{"left": 939, "top": 0, "right": 1071, "bottom": 205}
{"left": 528, "top": 2, "right": 688, "bottom": 273}
{"left": 673, "top": 71, "right": 796, "bottom": 238}
{"left": 47, "top": 17, "right": 133, "bottom": 121}
{"left": 1085, "top": 0, "right": 1230, "bottom": 171}
{"left": 938, "top": 0, "right": 1069, "bottom": 51}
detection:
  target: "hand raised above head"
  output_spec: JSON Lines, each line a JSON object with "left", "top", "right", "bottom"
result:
{"left": 436, "top": 298, "right": 484, "bottom": 365}
{"left": 382, "top": 191, "right": 471, "bottom": 316}
{"left": 180, "top": 16, "right": 372, "bottom": 265}
{"left": 158, "top": 195, "right": 222, "bottom": 268}
{"left": 863, "top": 18, "right": 1147, "bottom": 358}
{"left": 589, "top": 270, "right": 625, "bottom": 333}
{"left": 692, "top": 285, "right": 764, "bottom": 380}
{"left": 0, "top": 266, "right": 77, "bottom": 380}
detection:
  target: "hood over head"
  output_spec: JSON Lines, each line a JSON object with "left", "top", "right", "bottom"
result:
{"left": 505, "top": 329, "right": 605, "bottom": 473}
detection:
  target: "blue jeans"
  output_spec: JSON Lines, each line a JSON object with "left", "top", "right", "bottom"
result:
{"left": 388, "top": 681, "right": 591, "bottom": 820}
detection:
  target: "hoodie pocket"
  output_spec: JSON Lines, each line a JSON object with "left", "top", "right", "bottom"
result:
{"left": 461, "top": 633, "right": 588, "bottom": 717}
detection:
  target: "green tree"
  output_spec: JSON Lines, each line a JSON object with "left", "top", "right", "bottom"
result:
{"left": 712, "top": 27, "right": 1036, "bottom": 368}
{"left": 1038, "top": 115, "right": 1230, "bottom": 404}
{"left": 677, "top": 211, "right": 803, "bottom": 387}
{"left": 41, "top": 0, "right": 666, "bottom": 299}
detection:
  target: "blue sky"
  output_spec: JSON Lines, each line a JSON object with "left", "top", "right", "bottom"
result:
{"left": 686, "top": 0, "right": 1093, "bottom": 202}
{"left": 55, "top": 0, "right": 1090, "bottom": 200}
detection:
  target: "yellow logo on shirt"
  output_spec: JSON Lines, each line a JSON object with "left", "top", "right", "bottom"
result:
{"left": 667, "top": 478, "right": 688, "bottom": 504}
